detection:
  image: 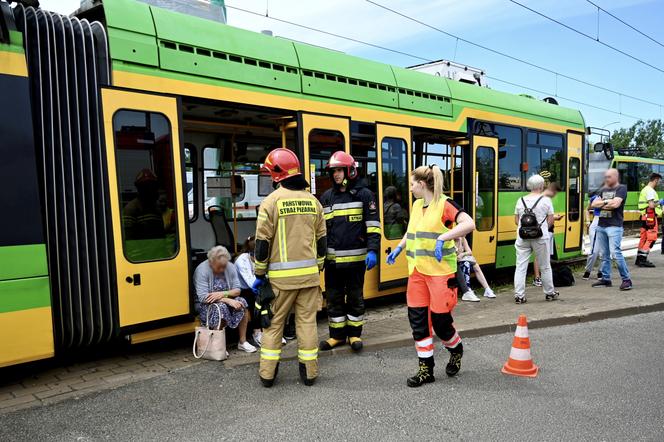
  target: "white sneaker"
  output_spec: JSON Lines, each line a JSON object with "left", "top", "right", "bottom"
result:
{"left": 461, "top": 290, "right": 480, "bottom": 302}
{"left": 483, "top": 288, "right": 496, "bottom": 298}
{"left": 282, "top": 337, "right": 287, "bottom": 345}
{"left": 253, "top": 331, "right": 262, "bottom": 346}
{"left": 238, "top": 341, "right": 257, "bottom": 353}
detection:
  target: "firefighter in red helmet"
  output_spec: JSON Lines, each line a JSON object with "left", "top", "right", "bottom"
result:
{"left": 252, "top": 148, "right": 327, "bottom": 387}
{"left": 319, "top": 151, "right": 380, "bottom": 352}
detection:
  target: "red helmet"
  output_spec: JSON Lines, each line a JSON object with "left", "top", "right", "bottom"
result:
{"left": 262, "top": 148, "right": 301, "bottom": 183}
{"left": 326, "top": 151, "right": 358, "bottom": 180}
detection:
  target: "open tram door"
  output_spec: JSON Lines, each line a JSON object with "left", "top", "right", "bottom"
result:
{"left": 471, "top": 135, "right": 498, "bottom": 265}
{"left": 565, "top": 131, "right": 584, "bottom": 251}
{"left": 376, "top": 124, "right": 412, "bottom": 288}
{"left": 101, "top": 88, "right": 190, "bottom": 328}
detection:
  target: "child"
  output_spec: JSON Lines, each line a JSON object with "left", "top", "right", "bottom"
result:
{"left": 533, "top": 182, "right": 563, "bottom": 287}
{"left": 456, "top": 236, "right": 496, "bottom": 300}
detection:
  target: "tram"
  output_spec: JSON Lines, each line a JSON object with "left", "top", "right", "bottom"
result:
{"left": 0, "top": 0, "right": 586, "bottom": 368}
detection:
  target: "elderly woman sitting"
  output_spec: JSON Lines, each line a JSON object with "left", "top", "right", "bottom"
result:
{"left": 193, "top": 246, "right": 257, "bottom": 353}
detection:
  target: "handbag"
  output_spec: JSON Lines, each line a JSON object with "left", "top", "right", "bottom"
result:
{"left": 192, "top": 303, "right": 228, "bottom": 361}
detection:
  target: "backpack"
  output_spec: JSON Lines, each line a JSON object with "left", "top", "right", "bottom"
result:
{"left": 552, "top": 265, "right": 575, "bottom": 287}
{"left": 518, "top": 196, "right": 545, "bottom": 240}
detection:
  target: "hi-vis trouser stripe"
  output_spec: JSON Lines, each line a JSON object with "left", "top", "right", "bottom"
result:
{"left": 346, "top": 314, "right": 364, "bottom": 328}
{"left": 415, "top": 337, "right": 434, "bottom": 358}
{"left": 260, "top": 347, "right": 282, "bottom": 361}
{"left": 329, "top": 316, "right": 347, "bottom": 328}
{"left": 268, "top": 259, "right": 319, "bottom": 278}
{"left": 298, "top": 348, "right": 318, "bottom": 361}
{"left": 333, "top": 248, "right": 368, "bottom": 264}
{"left": 278, "top": 218, "right": 288, "bottom": 263}
{"left": 442, "top": 331, "right": 461, "bottom": 349}
{"left": 366, "top": 220, "right": 381, "bottom": 234}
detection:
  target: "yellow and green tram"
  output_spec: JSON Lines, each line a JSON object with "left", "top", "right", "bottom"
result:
{"left": 0, "top": 0, "right": 587, "bottom": 368}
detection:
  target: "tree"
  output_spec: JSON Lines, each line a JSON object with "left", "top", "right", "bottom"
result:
{"left": 610, "top": 119, "right": 664, "bottom": 158}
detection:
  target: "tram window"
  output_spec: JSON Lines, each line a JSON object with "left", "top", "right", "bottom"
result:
{"left": 527, "top": 131, "right": 564, "bottom": 188}
{"left": 381, "top": 137, "right": 409, "bottom": 240}
{"left": 309, "top": 129, "right": 345, "bottom": 199}
{"left": 113, "top": 110, "right": 178, "bottom": 263}
{"left": 475, "top": 146, "right": 495, "bottom": 231}
{"left": 350, "top": 121, "right": 377, "bottom": 195}
{"left": 616, "top": 162, "right": 638, "bottom": 191}
{"left": 494, "top": 125, "right": 523, "bottom": 190}
{"left": 184, "top": 145, "right": 197, "bottom": 222}
{"left": 568, "top": 157, "right": 581, "bottom": 222}
{"left": 202, "top": 145, "right": 230, "bottom": 220}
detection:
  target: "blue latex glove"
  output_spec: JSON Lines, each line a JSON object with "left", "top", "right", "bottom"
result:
{"left": 589, "top": 195, "right": 598, "bottom": 204}
{"left": 434, "top": 239, "right": 445, "bottom": 262}
{"left": 251, "top": 276, "right": 265, "bottom": 294}
{"left": 659, "top": 199, "right": 664, "bottom": 205}
{"left": 365, "top": 251, "right": 377, "bottom": 270}
{"left": 386, "top": 246, "right": 402, "bottom": 265}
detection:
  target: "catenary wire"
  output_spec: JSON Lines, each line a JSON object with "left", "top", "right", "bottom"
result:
{"left": 585, "top": 0, "right": 664, "bottom": 49}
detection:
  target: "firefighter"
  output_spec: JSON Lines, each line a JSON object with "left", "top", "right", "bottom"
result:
{"left": 636, "top": 172, "right": 662, "bottom": 267}
{"left": 251, "top": 148, "right": 327, "bottom": 388}
{"left": 386, "top": 165, "right": 475, "bottom": 387}
{"left": 318, "top": 151, "right": 380, "bottom": 353}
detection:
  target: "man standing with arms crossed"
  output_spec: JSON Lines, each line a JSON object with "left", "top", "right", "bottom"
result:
{"left": 591, "top": 168, "right": 633, "bottom": 290}
{"left": 319, "top": 151, "right": 380, "bottom": 352}
{"left": 635, "top": 172, "right": 662, "bottom": 268}
{"left": 252, "top": 148, "right": 327, "bottom": 387}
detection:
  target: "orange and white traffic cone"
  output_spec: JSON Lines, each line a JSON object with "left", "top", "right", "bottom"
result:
{"left": 501, "top": 314, "right": 539, "bottom": 378}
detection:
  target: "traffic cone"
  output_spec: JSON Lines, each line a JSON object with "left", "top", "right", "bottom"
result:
{"left": 501, "top": 314, "right": 539, "bottom": 378}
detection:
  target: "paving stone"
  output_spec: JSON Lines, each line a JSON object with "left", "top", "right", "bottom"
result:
{"left": 35, "top": 385, "right": 73, "bottom": 400}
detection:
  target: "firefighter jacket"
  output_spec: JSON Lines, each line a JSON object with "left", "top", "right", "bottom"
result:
{"left": 320, "top": 181, "right": 381, "bottom": 268}
{"left": 406, "top": 195, "right": 457, "bottom": 276}
{"left": 255, "top": 186, "right": 327, "bottom": 291}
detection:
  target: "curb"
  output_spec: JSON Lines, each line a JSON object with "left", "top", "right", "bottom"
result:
{"left": 224, "top": 301, "right": 664, "bottom": 368}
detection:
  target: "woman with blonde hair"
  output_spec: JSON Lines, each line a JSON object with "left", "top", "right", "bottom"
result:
{"left": 386, "top": 165, "right": 475, "bottom": 387}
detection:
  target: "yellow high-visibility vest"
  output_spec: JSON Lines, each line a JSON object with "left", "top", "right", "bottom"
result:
{"left": 638, "top": 185, "right": 662, "bottom": 217}
{"left": 406, "top": 195, "right": 457, "bottom": 276}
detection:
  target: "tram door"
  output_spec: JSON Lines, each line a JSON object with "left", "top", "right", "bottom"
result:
{"left": 101, "top": 88, "right": 190, "bottom": 327}
{"left": 376, "top": 124, "right": 412, "bottom": 288}
{"left": 565, "top": 131, "right": 584, "bottom": 251}
{"left": 471, "top": 135, "right": 498, "bottom": 265}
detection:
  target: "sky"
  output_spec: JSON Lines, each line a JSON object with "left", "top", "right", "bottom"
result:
{"left": 38, "top": 0, "right": 664, "bottom": 135}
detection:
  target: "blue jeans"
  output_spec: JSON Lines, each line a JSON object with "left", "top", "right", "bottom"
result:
{"left": 596, "top": 226, "right": 631, "bottom": 281}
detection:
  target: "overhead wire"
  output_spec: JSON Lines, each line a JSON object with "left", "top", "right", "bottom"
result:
{"left": 224, "top": 3, "right": 650, "bottom": 120}
{"left": 585, "top": 0, "right": 664, "bottom": 50}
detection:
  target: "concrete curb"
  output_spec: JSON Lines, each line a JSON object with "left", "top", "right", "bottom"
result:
{"left": 224, "top": 301, "right": 664, "bottom": 368}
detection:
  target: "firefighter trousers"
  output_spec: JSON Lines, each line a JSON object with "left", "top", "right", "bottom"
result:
{"left": 324, "top": 264, "right": 366, "bottom": 340}
{"left": 406, "top": 270, "right": 462, "bottom": 362}
{"left": 259, "top": 286, "right": 320, "bottom": 382}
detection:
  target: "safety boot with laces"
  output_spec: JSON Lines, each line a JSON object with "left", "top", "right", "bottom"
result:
{"left": 406, "top": 359, "right": 435, "bottom": 387}
{"left": 446, "top": 350, "right": 463, "bottom": 377}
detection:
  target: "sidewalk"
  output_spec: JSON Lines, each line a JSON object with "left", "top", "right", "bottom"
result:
{"left": 2, "top": 245, "right": 662, "bottom": 414}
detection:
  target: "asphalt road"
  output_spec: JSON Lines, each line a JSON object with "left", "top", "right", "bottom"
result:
{"left": 2, "top": 312, "right": 664, "bottom": 441}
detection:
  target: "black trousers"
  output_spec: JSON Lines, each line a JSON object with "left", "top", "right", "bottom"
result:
{"left": 241, "top": 288, "right": 258, "bottom": 333}
{"left": 324, "top": 264, "right": 366, "bottom": 340}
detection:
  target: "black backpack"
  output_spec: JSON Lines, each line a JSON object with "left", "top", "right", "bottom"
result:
{"left": 552, "top": 265, "right": 575, "bottom": 287}
{"left": 518, "top": 196, "right": 545, "bottom": 239}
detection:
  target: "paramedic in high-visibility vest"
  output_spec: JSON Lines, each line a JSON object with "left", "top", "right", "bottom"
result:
{"left": 251, "top": 148, "right": 327, "bottom": 388}
{"left": 636, "top": 172, "right": 663, "bottom": 268}
{"left": 319, "top": 151, "right": 381, "bottom": 353}
{"left": 386, "top": 165, "right": 476, "bottom": 387}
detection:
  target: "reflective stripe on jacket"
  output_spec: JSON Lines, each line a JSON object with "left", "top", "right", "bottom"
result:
{"left": 255, "top": 186, "right": 326, "bottom": 290}
{"left": 638, "top": 186, "right": 662, "bottom": 217}
{"left": 406, "top": 196, "right": 456, "bottom": 276}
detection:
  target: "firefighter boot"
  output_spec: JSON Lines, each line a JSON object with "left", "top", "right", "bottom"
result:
{"left": 319, "top": 338, "right": 345, "bottom": 351}
{"left": 407, "top": 358, "right": 435, "bottom": 387}
{"left": 445, "top": 344, "right": 464, "bottom": 377}
{"left": 349, "top": 337, "right": 363, "bottom": 352}
{"left": 299, "top": 362, "right": 317, "bottom": 386}
{"left": 260, "top": 363, "right": 279, "bottom": 388}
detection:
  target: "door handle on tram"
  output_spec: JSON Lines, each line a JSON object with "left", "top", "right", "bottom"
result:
{"left": 385, "top": 246, "right": 392, "bottom": 255}
{"left": 125, "top": 274, "right": 142, "bottom": 286}
{"left": 489, "top": 235, "right": 495, "bottom": 242}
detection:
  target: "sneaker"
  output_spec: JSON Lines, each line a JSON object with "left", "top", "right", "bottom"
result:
{"left": 281, "top": 337, "right": 287, "bottom": 345}
{"left": 483, "top": 288, "right": 496, "bottom": 298}
{"left": 253, "top": 331, "right": 262, "bottom": 347}
{"left": 545, "top": 291, "right": 560, "bottom": 301}
{"left": 514, "top": 296, "right": 527, "bottom": 304}
{"left": 620, "top": 279, "right": 633, "bottom": 291}
{"left": 406, "top": 360, "right": 435, "bottom": 387}
{"left": 597, "top": 272, "right": 603, "bottom": 280}
{"left": 582, "top": 271, "right": 591, "bottom": 280}
{"left": 283, "top": 319, "right": 296, "bottom": 340}
{"left": 238, "top": 341, "right": 257, "bottom": 353}
{"left": 533, "top": 277, "right": 542, "bottom": 287}
{"left": 461, "top": 290, "right": 480, "bottom": 302}
{"left": 445, "top": 352, "right": 463, "bottom": 377}
{"left": 592, "top": 279, "right": 612, "bottom": 288}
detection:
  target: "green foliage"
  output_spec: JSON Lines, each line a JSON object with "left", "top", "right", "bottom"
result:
{"left": 610, "top": 119, "right": 664, "bottom": 159}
